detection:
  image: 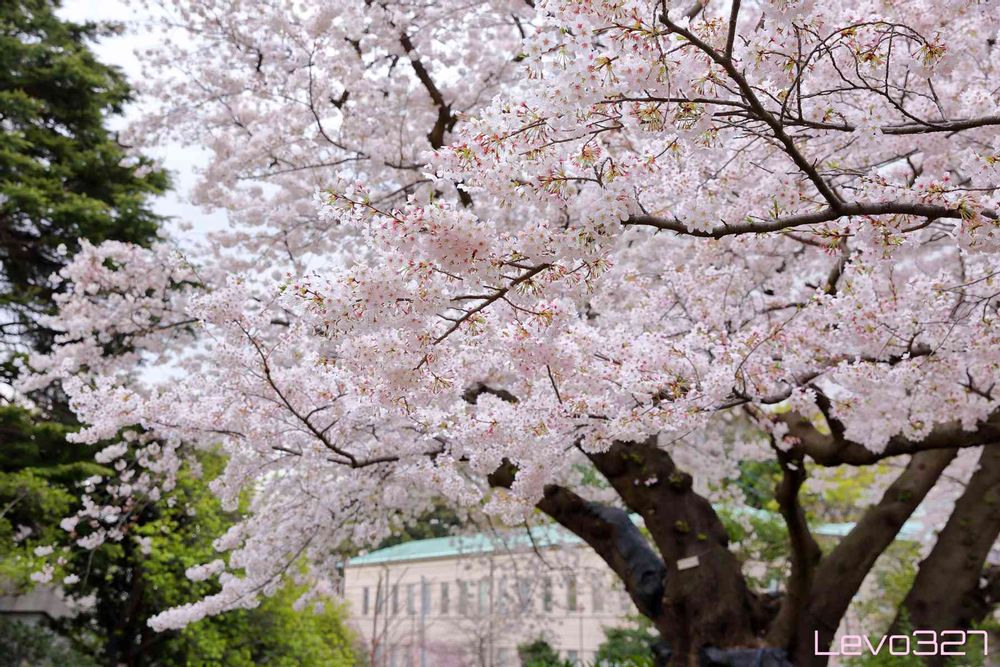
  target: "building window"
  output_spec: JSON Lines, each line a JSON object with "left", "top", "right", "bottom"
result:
{"left": 517, "top": 578, "right": 533, "bottom": 612}
{"left": 421, "top": 580, "right": 431, "bottom": 614}
{"left": 495, "top": 647, "right": 510, "bottom": 667}
{"left": 591, "top": 580, "right": 604, "bottom": 613}
{"left": 458, "top": 580, "right": 470, "bottom": 615}
{"left": 565, "top": 575, "right": 577, "bottom": 612}
{"left": 477, "top": 578, "right": 490, "bottom": 616}
{"left": 407, "top": 583, "right": 416, "bottom": 615}
{"left": 496, "top": 576, "right": 508, "bottom": 614}
{"left": 440, "top": 582, "right": 450, "bottom": 615}
{"left": 376, "top": 583, "right": 384, "bottom": 616}
{"left": 567, "top": 650, "right": 579, "bottom": 665}
{"left": 363, "top": 586, "right": 370, "bottom": 615}
{"left": 542, "top": 576, "right": 553, "bottom": 613}
{"left": 619, "top": 588, "right": 631, "bottom": 612}
{"left": 391, "top": 583, "right": 399, "bottom": 616}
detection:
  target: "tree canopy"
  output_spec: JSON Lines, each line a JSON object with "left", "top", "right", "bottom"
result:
{"left": 20, "top": 0, "right": 1000, "bottom": 665}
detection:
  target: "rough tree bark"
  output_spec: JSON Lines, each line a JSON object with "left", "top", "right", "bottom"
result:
{"left": 585, "top": 437, "right": 767, "bottom": 663}
{"left": 892, "top": 444, "right": 1000, "bottom": 666}
{"left": 765, "top": 447, "right": 822, "bottom": 651}
{"left": 791, "top": 448, "right": 958, "bottom": 665}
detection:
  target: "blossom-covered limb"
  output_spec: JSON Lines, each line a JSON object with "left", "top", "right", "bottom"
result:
{"left": 626, "top": 201, "right": 998, "bottom": 239}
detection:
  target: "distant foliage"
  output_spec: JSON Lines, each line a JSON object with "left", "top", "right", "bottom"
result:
{"left": 0, "top": 618, "right": 99, "bottom": 667}
{"left": 594, "top": 616, "right": 659, "bottom": 667}
{"left": 517, "top": 638, "right": 572, "bottom": 667}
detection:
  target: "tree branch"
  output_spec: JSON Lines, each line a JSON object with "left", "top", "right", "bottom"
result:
{"left": 626, "top": 201, "right": 997, "bottom": 239}
{"left": 399, "top": 32, "right": 453, "bottom": 150}
{"left": 432, "top": 263, "right": 550, "bottom": 345}
{"left": 724, "top": 0, "right": 740, "bottom": 62}
{"left": 789, "top": 114, "right": 1000, "bottom": 135}
{"left": 781, "top": 404, "right": 1000, "bottom": 466}
{"left": 767, "top": 448, "right": 822, "bottom": 648}
{"left": 659, "top": 9, "right": 843, "bottom": 208}
{"left": 488, "top": 461, "right": 667, "bottom": 618}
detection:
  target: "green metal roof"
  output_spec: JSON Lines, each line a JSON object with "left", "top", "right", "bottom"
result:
{"left": 347, "top": 511, "right": 923, "bottom": 567}
{"left": 348, "top": 523, "right": 582, "bottom": 566}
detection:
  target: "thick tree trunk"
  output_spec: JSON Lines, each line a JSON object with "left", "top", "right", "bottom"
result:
{"left": 475, "top": 374, "right": 995, "bottom": 667}
{"left": 893, "top": 445, "right": 1000, "bottom": 666}
{"left": 488, "top": 439, "right": 767, "bottom": 666}
{"left": 586, "top": 438, "right": 764, "bottom": 665}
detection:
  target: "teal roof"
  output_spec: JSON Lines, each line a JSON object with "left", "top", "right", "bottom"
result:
{"left": 815, "top": 519, "right": 923, "bottom": 541}
{"left": 348, "top": 524, "right": 581, "bottom": 566}
{"left": 347, "top": 511, "right": 925, "bottom": 566}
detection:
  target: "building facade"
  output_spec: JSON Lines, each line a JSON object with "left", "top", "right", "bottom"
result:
{"left": 342, "top": 526, "right": 638, "bottom": 667}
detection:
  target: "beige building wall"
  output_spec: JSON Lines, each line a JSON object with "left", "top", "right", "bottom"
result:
{"left": 343, "top": 541, "right": 636, "bottom": 667}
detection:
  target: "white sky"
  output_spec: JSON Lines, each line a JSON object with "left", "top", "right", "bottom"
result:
{"left": 59, "top": 0, "right": 227, "bottom": 247}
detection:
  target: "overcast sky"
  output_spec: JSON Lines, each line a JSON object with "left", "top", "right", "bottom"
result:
{"left": 59, "top": 0, "right": 227, "bottom": 246}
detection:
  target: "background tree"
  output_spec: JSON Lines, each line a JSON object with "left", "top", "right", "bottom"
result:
{"left": 0, "top": 0, "right": 167, "bottom": 378}
{"left": 594, "top": 616, "right": 660, "bottom": 667}
{"left": 0, "top": 406, "right": 97, "bottom": 588}
{"left": 58, "top": 452, "right": 358, "bottom": 667}
{"left": 1, "top": 0, "right": 169, "bottom": 588}
{"left": 10, "top": 449, "right": 360, "bottom": 666}
{"left": 0, "top": 617, "right": 100, "bottom": 667}
{"left": 1, "top": 0, "right": 164, "bottom": 652}
{"left": 517, "top": 637, "right": 571, "bottom": 667}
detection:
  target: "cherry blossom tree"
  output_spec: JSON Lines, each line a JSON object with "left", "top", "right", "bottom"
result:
{"left": 22, "top": 0, "right": 1000, "bottom": 664}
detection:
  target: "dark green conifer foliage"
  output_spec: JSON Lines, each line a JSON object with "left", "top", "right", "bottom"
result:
{"left": 0, "top": 0, "right": 167, "bottom": 366}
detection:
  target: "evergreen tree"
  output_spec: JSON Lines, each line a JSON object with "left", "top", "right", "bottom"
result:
{"left": 0, "top": 0, "right": 166, "bottom": 602}
{"left": 0, "top": 0, "right": 167, "bottom": 370}
{"left": 57, "top": 453, "right": 358, "bottom": 667}
{"left": 3, "top": 451, "right": 359, "bottom": 666}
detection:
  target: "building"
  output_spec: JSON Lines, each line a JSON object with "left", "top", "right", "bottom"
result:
{"left": 342, "top": 525, "right": 638, "bottom": 667}
{"left": 0, "top": 586, "right": 71, "bottom": 626}
{"left": 341, "top": 511, "right": 929, "bottom": 667}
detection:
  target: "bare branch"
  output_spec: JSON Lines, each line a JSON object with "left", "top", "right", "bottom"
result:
{"left": 626, "top": 201, "right": 997, "bottom": 240}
